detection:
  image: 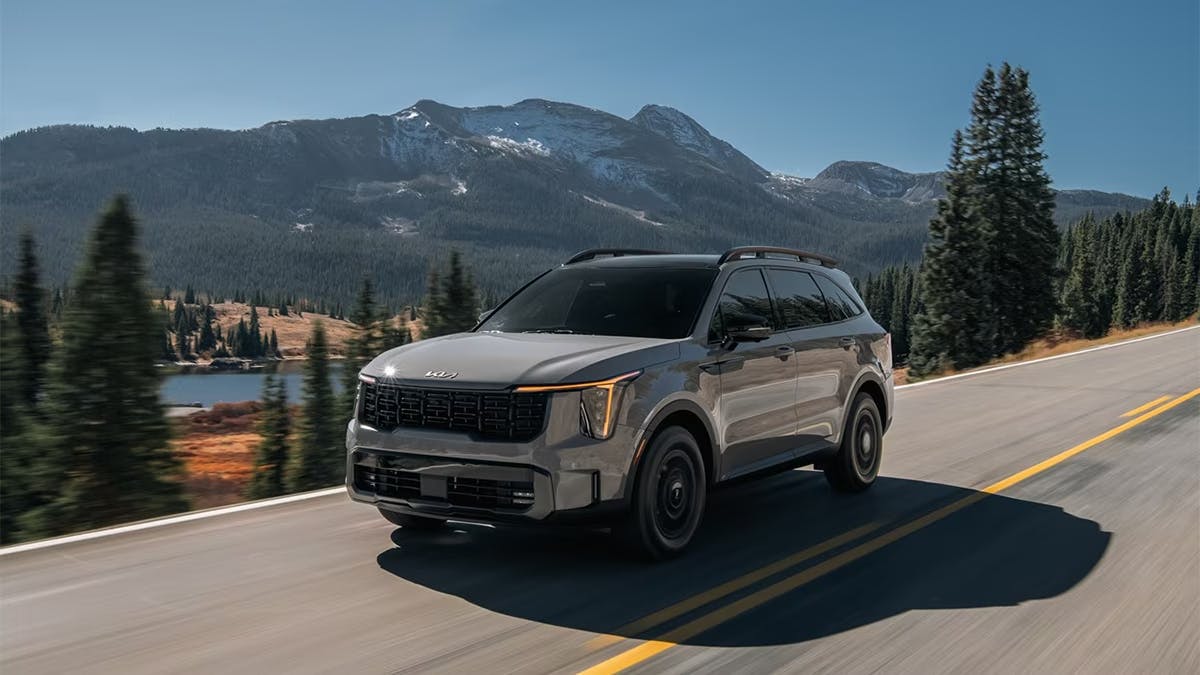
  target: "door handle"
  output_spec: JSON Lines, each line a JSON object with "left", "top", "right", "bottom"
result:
{"left": 839, "top": 337, "right": 855, "bottom": 350}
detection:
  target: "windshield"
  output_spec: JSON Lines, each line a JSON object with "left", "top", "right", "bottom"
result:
{"left": 479, "top": 266, "right": 718, "bottom": 339}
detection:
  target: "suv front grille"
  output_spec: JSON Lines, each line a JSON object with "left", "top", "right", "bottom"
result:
{"left": 359, "top": 382, "right": 548, "bottom": 440}
{"left": 353, "top": 465, "right": 535, "bottom": 511}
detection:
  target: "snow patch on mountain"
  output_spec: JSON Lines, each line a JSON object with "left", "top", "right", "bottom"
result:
{"left": 381, "top": 216, "right": 417, "bottom": 235}
{"left": 380, "top": 110, "right": 462, "bottom": 169}
{"left": 485, "top": 135, "right": 550, "bottom": 156}
{"left": 579, "top": 194, "right": 665, "bottom": 227}
{"left": 456, "top": 100, "right": 622, "bottom": 164}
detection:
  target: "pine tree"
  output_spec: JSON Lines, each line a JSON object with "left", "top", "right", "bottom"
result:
{"left": 197, "top": 307, "right": 217, "bottom": 352}
{"left": 184, "top": 285, "right": 196, "bottom": 304}
{"left": 234, "top": 318, "right": 250, "bottom": 357}
{"left": 422, "top": 250, "right": 479, "bottom": 338}
{"left": 248, "top": 305, "right": 263, "bottom": 358}
{"left": 12, "top": 230, "right": 52, "bottom": 408}
{"left": 174, "top": 314, "right": 192, "bottom": 360}
{"left": 278, "top": 300, "right": 289, "bottom": 317}
{"left": 289, "top": 321, "right": 342, "bottom": 491}
{"left": 248, "top": 374, "right": 290, "bottom": 499}
{"left": 1059, "top": 217, "right": 1104, "bottom": 338}
{"left": 172, "top": 298, "right": 186, "bottom": 328}
{"left": 909, "top": 131, "right": 995, "bottom": 376}
{"left": 1, "top": 311, "right": 36, "bottom": 542}
{"left": 269, "top": 328, "right": 280, "bottom": 358}
{"left": 342, "top": 276, "right": 384, "bottom": 414}
{"left": 980, "top": 64, "right": 1059, "bottom": 354}
{"left": 18, "top": 196, "right": 187, "bottom": 537}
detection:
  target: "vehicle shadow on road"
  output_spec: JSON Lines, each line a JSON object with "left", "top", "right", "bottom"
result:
{"left": 375, "top": 471, "right": 1109, "bottom": 647}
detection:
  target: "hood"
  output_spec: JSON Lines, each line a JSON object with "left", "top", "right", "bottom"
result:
{"left": 362, "top": 332, "right": 681, "bottom": 389}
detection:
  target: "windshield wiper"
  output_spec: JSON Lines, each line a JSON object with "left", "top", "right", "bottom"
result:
{"left": 522, "top": 327, "right": 577, "bottom": 334}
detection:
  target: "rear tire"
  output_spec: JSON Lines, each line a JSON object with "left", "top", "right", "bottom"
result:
{"left": 378, "top": 508, "right": 446, "bottom": 530}
{"left": 617, "top": 426, "right": 706, "bottom": 560}
{"left": 824, "top": 392, "right": 883, "bottom": 493}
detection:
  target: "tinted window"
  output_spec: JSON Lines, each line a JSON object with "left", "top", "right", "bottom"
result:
{"left": 478, "top": 266, "right": 717, "bottom": 339}
{"left": 767, "top": 269, "right": 829, "bottom": 328}
{"left": 814, "top": 275, "right": 861, "bottom": 321}
{"left": 710, "top": 269, "right": 774, "bottom": 341}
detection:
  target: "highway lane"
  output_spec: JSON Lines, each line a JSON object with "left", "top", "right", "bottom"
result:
{"left": 2, "top": 327, "right": 1197, "bottom": 674}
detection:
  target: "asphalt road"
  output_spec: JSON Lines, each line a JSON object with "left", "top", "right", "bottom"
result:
{"left": 3, "top": 327, "right": 1198, "bottom": 674}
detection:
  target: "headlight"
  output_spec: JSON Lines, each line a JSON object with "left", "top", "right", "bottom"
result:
{"left": 515, "top": 370, "right": 641, "bottom": 440}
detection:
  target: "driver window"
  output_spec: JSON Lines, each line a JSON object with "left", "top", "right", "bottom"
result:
{"left": 708, "top": 268, "right": 774, "bottom": 342}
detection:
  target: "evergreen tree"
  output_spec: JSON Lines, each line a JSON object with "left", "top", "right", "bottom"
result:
{"left": 422, "top": 250, "right": 479, "bottom": 338}
{"left": 979, "top": 64, "right": 1059, "bottom": 354}
{"left": 235, "top": 318, "right": 250, "bottom": 357}
{"left": 1, "top": 311, "right": 36, "bottom": 542}
{"left": 248, "top": 305, "right": 263, "bottom": 358}
{"left": 18, "top": 196, "right": 187, "bottom": 537}
{"left": 248, "top": 374, "right": 290, "bottom": 499}
{"left": 12, "top": 230, "right": 52, "bottom": 408}
{"left": 1059, "top": 217, "right": 1104, "bottom": 338}
{"left": 910, "top": 131, "right": 995, "bottom": 375}
{"left": 269, "top": 328, "right": 280, "bottom": 358}
{"left": 278, "top": 300, "right": 289, "bottom": 317}
{"left": 342, "top": 276, "right": 384, "bottom": 414}
{"left": 174, "top": 314, "right": 192, "bottom": 360}
{"left": 184, "top": 285, "right": 196, "bottom": 304}
{"left": 289, "top": 321, "right": 341, "bottom": 490}
{"left": 197, "top": 307, "right": 218, "bottom": 352}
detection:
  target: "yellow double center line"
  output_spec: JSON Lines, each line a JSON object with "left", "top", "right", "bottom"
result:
{"left": 579, "top": 387, "right": 1200, "bottom": 674}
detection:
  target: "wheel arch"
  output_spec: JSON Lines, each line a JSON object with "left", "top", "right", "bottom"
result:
{"left": 850, "top": 374, "right": 888, "bottom": 431}
{"left": 627, "top": 400, "right": 718, "bottom": 500}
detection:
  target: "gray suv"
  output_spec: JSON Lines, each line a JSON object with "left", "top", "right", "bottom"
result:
{"left": 346, "top": 247, "right": 894, "bottom": 558}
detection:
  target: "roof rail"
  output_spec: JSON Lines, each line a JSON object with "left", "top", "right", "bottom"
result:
{"left": 718, "top": 246, "right": 838, "bottom": 268}
{"left": 564, "top": 248, "right": 671, "bottom": 265}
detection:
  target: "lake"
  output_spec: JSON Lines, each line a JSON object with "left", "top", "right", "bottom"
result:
{"left": 161, "top": 361, "right": 346, "bottom": 407}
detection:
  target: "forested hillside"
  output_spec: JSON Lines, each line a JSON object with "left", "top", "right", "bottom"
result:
{"left": 0, "top": 99, "right": 1148, "bottom": 307}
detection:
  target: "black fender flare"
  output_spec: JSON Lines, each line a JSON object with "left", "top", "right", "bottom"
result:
{"left": 625, "top": 398, "right": 720, "bottom": 500}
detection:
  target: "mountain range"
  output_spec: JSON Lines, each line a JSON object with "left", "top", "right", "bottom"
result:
{"left": 0, "top": 98, "right": 1149, "bottom": 304}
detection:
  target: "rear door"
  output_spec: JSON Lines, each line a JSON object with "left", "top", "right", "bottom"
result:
{"left": 811, "top": 273, "right": 869, "bottom": 442}
{"left": 709, "top": 267, "right": 800, "bottom": 478}
{"left": 765, "top": 268, "right": 845, "bottom": 449}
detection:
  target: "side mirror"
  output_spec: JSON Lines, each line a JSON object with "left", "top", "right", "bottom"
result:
{"left": 477, "top": 308, "right": 495, "bottom": 322}
{"left": 725, "top": 315, "right": 772, "bottom": 343}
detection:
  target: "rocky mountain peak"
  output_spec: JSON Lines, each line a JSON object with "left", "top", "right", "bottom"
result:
{"left": 631, "top": 104, "right": 767, "bottom": 182}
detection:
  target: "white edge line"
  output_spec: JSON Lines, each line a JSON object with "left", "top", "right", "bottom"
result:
{"left": 5, "top": 324, "right": 1196, "bottom": 555}
{"left": 895, "top": 324, "right": 1199, "bottom": 391}
{"left": 0, "top": 487, "right": 345, "bottom": 556}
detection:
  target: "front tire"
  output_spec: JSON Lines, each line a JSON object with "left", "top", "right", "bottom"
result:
{"left": 618, "top": 426, "right": 706, "bottom": 560}
{"left": 378, "top": 508, "right": 446, "bottom": 530}
{"left": 824, "top": 392, "right": 883, "bottom": 493}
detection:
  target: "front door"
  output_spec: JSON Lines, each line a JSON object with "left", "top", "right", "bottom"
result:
{"left": 709, "top": 268, "right": 799, "bottom": 478}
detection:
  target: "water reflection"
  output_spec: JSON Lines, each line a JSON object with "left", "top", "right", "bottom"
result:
{"left": 161, "top": 361, "right": 345, "bottom": 406}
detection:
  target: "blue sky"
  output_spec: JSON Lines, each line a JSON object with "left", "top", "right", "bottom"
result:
{"left": 2, "top": 0, "right": 1196, "bottom": 197}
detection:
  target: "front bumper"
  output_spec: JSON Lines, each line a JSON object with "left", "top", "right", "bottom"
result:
{"left": 344, "top": 391, "right": 639, "bottom": 523}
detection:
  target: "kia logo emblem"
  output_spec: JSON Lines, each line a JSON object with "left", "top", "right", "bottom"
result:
{"left": 424, "top": 370, "right": 458, "bottom": 379}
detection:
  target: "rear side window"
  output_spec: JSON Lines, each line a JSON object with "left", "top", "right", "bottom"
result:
{"left": 709, "top": 269, "right": 774, "bottom": 342}
{"left": 767, "top": 269, "right": 829, "bottom": 328}
{"left": 814, "top": 275, "right": 862, "bottom": 322}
